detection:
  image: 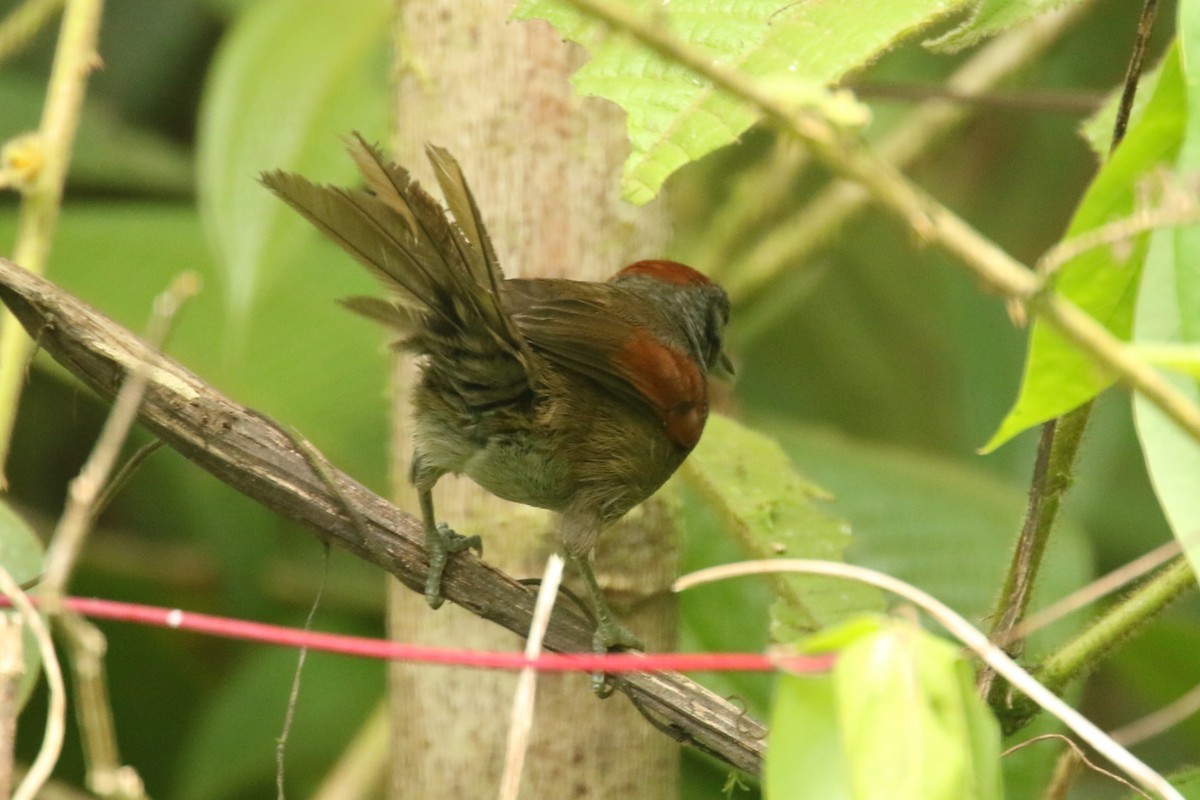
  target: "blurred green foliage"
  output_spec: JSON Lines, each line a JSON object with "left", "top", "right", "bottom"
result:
{"left": 1, "top": 1, "right": 1197, "bottom": 798}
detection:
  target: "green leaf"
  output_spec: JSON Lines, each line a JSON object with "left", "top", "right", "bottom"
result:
{"left": 926, "top": 0, "right": 1085, "bottom": 54}
{"left": 677, "top": 414, "right": 884, "bottom": 638}
{"left": 197, "top": 0, "right": 389, "bottom": 320}
{"left": 677, "top": 420, "right": 1091, "bottom": 722}
{"left": 512, "top": 0, "right": 967, "bottom": 204}
{"left": 834, "top": 619, "right": 1003, "bottom": 800}
{"left": 767, "top": 616, "right": 1002, "bottom": 800}
{"left": 0, "top": 499, "right": 45, "bottom": 710}
{"left": 767, "top": 671, "right": 852, "bottom": 800}
{"left": 1133, "top": 5, "right": 1200, "bottom": 582}
{"left": 984, "top": 40, "right": 1188, "bottom": 452}
{"left": 1079, "top": 61, "right": 1163, "bottom": 158}
{"left": 1157, "top": 768, "right": 1200, "bottom": 800}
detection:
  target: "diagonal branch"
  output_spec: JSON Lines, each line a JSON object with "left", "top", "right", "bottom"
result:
{"left": 0, "top": 256, "right": 766, "bottom": 775}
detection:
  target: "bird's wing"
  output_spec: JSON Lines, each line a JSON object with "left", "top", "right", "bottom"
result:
{"left": 507, "top": 280, "right": 706, "bottom": 447}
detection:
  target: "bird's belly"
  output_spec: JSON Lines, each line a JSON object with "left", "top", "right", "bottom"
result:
{"left": 462, "top": 437, "right": 575, "bottom": 512}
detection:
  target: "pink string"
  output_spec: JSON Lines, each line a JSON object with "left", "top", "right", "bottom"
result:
{"left": 2, "top": 594, "right": 836, "bottom": 674}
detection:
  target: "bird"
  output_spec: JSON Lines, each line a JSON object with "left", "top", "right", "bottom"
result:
{"left": 261, "top": 134, "right": 732, "bottom": 659}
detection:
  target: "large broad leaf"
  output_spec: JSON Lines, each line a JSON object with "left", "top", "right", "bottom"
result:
{"left": 767, "top": 616, "right": 1002, "bottom": 800}
{"left": 767, "top": 670, "right": 849, "bottom": 800}
{"left": 678, "top": 414, "right": 885, "bottom": 641}
{"left": 1133, "top": 3, "right": 1200, "bottom": 581}
{"left": 512, "top": 0, "right": 968, "bottom": 204}
{"left": 835, "top": 620, "right": 1003, "bottom": 800}
{"left": 197, "top": 0, "right": 389, "bottom": 321}
{"left": 984, "top": 41, "right": 1188, "bottom": 452}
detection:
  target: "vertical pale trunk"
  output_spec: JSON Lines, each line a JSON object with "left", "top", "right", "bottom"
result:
{"left": 386, "top": 1, "right": 678, "bottom": 798}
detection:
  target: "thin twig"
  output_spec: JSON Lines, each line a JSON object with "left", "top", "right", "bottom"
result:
{"left": 40, "top": 272, "right": 195, "bottom": 800}
{"left": 713, "top": 0, "right": 1094, "bottom": 304}
{"left": 1112, "top": 0, "right": 1160, "bottom": 150}
{"left": 1037, "top": 198, "right": 1200, "bottom": 276}
{"left": 1001, "top": 734, "right": 1150, "bottom": 800}
{"left": 88, "top": 440, "right": 164, "bottom": 525}
{"left": 0, "top": 564, "right": 66, "bottom": 800}
{"left": 0, "top": 613, "right": 22, "bottom": 800}
{"left": 1011, "top": 539, "right": 1182, "bottom": 641}
{"left": 675, "top": 559, "right": 1184, "bottom": 800}
{"left": 43, "top": 271, "right": 200, "bottom": 593}
{"left": 1016, "top": 557, "right": 1196, "bottom": 725}
{"left": 59, "top": 613, "right": 144, "bottom": 798}
{"left": 0, "top": 0, "right": 103, "bottom": 484}
{"left": 276, "top": 545, "right": 329, "bottom": 800}
{"left": 0, "top": 0, "right": 64, "bottom": 65}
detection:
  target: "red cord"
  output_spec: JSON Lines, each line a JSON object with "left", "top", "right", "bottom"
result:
{"left": 2, "top": 594, "right": 836, "bottom": 674}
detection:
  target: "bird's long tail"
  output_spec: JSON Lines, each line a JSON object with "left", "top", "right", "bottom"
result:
{"left": 260, "top": 134, "right": 531, "bottom": 372}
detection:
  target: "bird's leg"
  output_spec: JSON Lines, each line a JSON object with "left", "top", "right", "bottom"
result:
{"left": 565, "top": 551, "right": 643, "bottom": 696}
{"left": 415, "top": 474, "right": 481, "bottom": 610}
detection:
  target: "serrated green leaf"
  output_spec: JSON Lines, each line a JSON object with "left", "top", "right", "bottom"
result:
{"left": 513, "top": 0, "right": 966, "bottom": 204}
{"left": 1133, "top": 5, "right": 1200, "bottom": 583}
{"left": 835, "top": 619, "right": 1003, "bottom": 800}
{"left": 678, "top": 414, "right": 884, "bottom": 637}
{"left": 984, "top": 40, "right": 1187, "bottom": 452}
{"left": 197, "top": 0, "right": 389, "bottom": 321}
{"left": 0, "top": 499, "right": 45, "bottom": 710}
{"left": 926, "top": 0, "right": 1083, "bottom": 54}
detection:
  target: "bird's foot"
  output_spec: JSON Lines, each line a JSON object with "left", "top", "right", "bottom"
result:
{"left": 589, "top": 615, "right": 643, "bottom": 698}
{"left": 424, "top": 522, "right": 482, "bottom": 610}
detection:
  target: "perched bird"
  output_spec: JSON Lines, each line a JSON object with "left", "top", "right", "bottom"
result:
{"left": 261, "top": 134, "right": 732, "bottom": 656}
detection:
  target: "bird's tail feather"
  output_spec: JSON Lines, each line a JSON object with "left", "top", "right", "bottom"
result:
{"left": 260, "top": 133, "right": 528, "bottom": 368}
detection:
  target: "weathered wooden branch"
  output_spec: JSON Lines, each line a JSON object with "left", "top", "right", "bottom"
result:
{"left": 0, "top": 257, "right": 766, "bottom": 774}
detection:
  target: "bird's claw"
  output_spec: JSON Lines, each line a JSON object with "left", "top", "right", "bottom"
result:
{"left": 590, "top": 619, "right": 643, "bottom": 698}
{"left": 424, "top": 523, "right": 482, "bottom": 610}
{"left": 437, "top": 522, "right": 483, "bottom": 555}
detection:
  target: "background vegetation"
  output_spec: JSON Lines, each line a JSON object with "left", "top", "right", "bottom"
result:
{"left": 1, "top": 0, "right": 1197, "bottom": 797}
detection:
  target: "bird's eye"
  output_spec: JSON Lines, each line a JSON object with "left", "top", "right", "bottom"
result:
{"left": 705, "top": 309, "right": 725, "bottom": 366}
